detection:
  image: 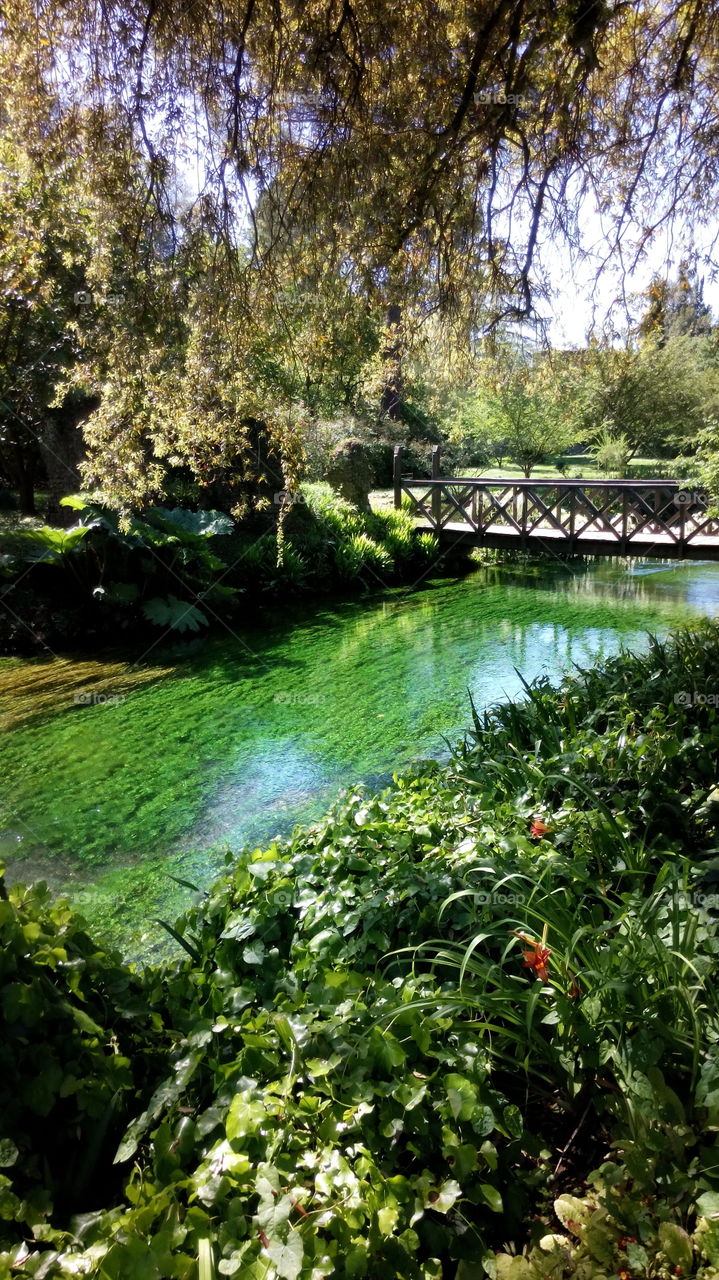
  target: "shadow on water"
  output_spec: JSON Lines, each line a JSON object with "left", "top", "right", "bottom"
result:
{"left": 2, "top": 556, "right": 719, "bottom": 959}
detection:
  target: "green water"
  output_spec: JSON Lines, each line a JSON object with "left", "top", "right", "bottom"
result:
{"left": 2, "top": 558, "right": 719, "bottom": 957}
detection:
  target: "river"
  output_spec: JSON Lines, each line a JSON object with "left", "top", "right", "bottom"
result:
{"left": 2, "top": 557, "right": 719, "bottom": 958}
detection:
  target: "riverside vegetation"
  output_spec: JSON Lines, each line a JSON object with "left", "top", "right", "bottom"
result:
{"left": 3, "top": 625, "right": 719, "bottom": 1278}
{"left": 0, "top": 488, "right": 439, "bottom": 656}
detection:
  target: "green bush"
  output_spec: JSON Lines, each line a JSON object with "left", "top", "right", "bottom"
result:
{"left": 0, "top": 499, "right": 239, "bottom": 651}
{"left": 0, "top": 878, "right": 165, "bottom": 1224}
{"left": 0, "top": 492, "right": 442, "bottom": 653}
{"left": 4, "top": 626, "right": 719, "bottom": 1276}
{"left": 592, "top": 427, "right": 631, "bottom": 477}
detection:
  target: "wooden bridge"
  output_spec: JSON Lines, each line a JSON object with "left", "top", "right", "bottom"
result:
{"left": 393, "top": 447, "right": 719, "bottom": 561}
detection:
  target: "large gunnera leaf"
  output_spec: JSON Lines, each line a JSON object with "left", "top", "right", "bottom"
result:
{"left": 142, "top": 595, "right": 209, "bottom": 632}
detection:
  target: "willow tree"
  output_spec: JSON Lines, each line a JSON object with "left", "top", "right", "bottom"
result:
{"left": 1, "top": 0, "right": 718, "bottom": 506}
{"left": 0, "top": 133, "right": 94, "bottom": 515}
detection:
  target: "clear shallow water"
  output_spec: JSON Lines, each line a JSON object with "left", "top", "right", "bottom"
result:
{"left": 2, "top": 557, "right": 719, "bottom": 957}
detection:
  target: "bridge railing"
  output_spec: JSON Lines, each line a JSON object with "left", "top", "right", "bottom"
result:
{"left": 392, "top": 447, "right": 718, "bottom": 551}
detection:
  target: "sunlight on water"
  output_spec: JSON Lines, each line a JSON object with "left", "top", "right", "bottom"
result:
{"left": 2, "top": 557, "right": 719, "bottom": 957}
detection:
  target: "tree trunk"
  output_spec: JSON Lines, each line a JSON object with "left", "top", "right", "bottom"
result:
{"left": 17, "top": 464, "right": 36, "bottom": 515}
{"left": 379, "top": 302, "right": 404, "bottom": 421}
{"left": 0, "top": 426, "right": 38, "bottom": 514}
{"left": 40, "top": 394, "right": 99, "bottom": 525}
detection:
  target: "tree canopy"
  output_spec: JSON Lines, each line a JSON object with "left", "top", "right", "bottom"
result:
{"left": 2, "top": 0, "right": 719, "bottom": 508}
{"left": 3, "top": 0, "right": 719, "bottom": 319}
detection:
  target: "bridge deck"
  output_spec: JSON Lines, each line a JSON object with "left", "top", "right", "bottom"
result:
{"left": 422, "top": 520, "right": 719, "bottom": 560}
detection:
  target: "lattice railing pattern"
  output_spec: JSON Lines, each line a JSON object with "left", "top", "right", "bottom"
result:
{"left": 396, "top": 477, "right": 719, "bottom": 551}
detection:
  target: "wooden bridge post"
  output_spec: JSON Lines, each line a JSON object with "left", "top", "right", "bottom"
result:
{"left": 393, "top": 445, "right": 402, "bottom": 510}
{"left": 431, "top": 445, "right": 441, "bottom": 526}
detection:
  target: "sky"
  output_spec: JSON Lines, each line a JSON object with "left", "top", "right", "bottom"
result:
{"left": 539, "top": 210, "right": 719, "bottom": 346}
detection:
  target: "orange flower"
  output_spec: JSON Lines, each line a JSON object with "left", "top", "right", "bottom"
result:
{"left": 530, "top": 818, "right": 551, "bottom": 840}
{"left": 512, "top": 930, "right": 552, "bottom": 981}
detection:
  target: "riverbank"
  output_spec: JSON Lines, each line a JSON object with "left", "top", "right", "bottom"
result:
{"left": 3, "top": 623, "right": 719, "bottom": 1277}
{"left": 4, "top": 557, "right": 719, "bottom": 956}
{"left": 0, "top": 489, "right": 451, "bottom": 657}
{"left": 2, "top": 479, "right": 669, "bottom": 661}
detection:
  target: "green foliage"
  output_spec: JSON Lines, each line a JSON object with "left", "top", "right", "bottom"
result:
{"left": 493, "top": 1170, "right": 719, "bottom": 1278}
{"left": 639, "top": 262, "right": 714, "bottom": 345}
{"left": 591, "top": 427, "right": 631, "bottom": 477}
{"left": 0, "top": 498, "right": 239, "bottom": 649}
{"left": 0, "top": 132, "right": 93, "bottom": 512}
{"left": 2, "top": 524, "right": 90, "bottom": 562}
{"left": 0, "top": 490, "right": 440, "bottom": 651}
{"left": 3, "top": 627, "right": 719, "bottom": 1274}
{"left": 0, "top": 875, "right": 164, "bottom": 1226}
{"left": 678, "top": 419, "right": 719, "bottom": 509}
{"left": 148, "top": 509, "right": 236, "bottom": 539}
{"left": 565, "top": 337, "right": 719, "bottom": 462}
{"left": 142, "top": 595, "right": 209, "bottom": 633}
{"left": 446, "top": 348, "right": 580, "bottom": 479}
{"left": 240, "top": 488, "right": 439, "bottom": 593}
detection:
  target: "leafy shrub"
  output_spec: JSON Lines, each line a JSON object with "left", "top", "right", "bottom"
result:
{"left": 361, "top": 439, "right": 433, "bottom": 486}
{"left": 334, "top": 530, "right": 392, "bottom": 578}
{"left": 0, "top": 877, "right": 165, "bottom": 1226}
{"left": 5, "top": 626, "right": 719, "bottom": 1276}
{"left": 0, "top": 498, "right": 239, "bottom": 651}
{"left": 289, "top": 489, "right": 438, "bottom": 586}
{"left": 592, "top": 427, "right": 631, "bottom": 477}
{"left": 0, "top": 491, "right": 441, "bottom": 653}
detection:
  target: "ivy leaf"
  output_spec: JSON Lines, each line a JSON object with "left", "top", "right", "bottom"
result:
{"left": 0, "top": 1140, "right": 18, "bottom": 1168}
{"left": 226, "top": 1092, "right": 267, "bottom": 1142}
{"left": 221, "top": 914, "right": 256, "bottom": 942}
{"left": 697, "top": 1191, "right": 719, "bottom": 1219}
{"left": 445, "top": 1073, "right": 476, "bottom": 1120}
{"left": 114, "top": 1053, "right": 201, "bottom": 1163}
{"left": 266, "top": 1230, "right": 303, "bottom": 1280}
{"left": 242, "top": 941, "right": 266, "bottom": 965}
{"left": 257, "top": 1193, "right": 293, "bottom": 1234}
{"left": 477, "top": 1183, "right": 503, "bottom": 1214}
{"left": 60, "top": 1000, "right": 104, "bottom": 1037}
{"left": 427, "top": 1179, "right": 462, "bottom": 1213}
{"left": 502, "top": 1104, "right": 523, "bottom": 1138}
